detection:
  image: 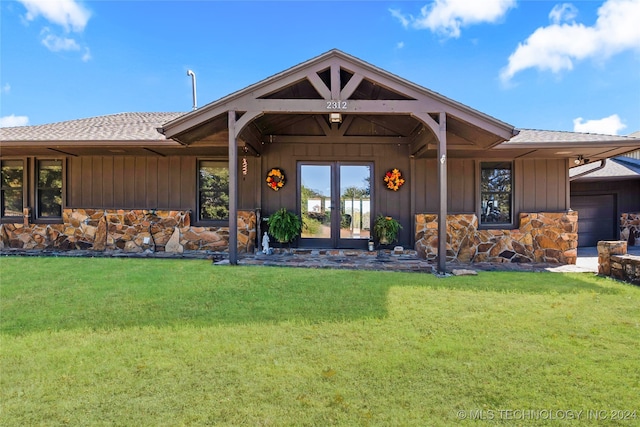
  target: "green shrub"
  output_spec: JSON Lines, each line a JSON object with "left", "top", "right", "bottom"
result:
{"left": 267, "top": 208, "right": 302, "bottom": 244}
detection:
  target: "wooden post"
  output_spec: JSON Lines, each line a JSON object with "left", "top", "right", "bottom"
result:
{"left": 228, "top": 111, "right": 238, "bottom": 265}
{"left": 409, "top": 156, "right": 416, "bottom": 249}
{"left": 437, "top": 112, "right": 447, "bottom": 274}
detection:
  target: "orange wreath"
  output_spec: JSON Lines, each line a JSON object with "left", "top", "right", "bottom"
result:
{"left": 266, "top": 168, "right": 285, "bottom": 191}
{"left": 384, "top": 168, "right": 405, "bottom": 191}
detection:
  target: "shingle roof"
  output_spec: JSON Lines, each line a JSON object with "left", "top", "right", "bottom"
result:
{"left": 0, "top": 112, "right": 185, "bottom": 142}
{"left": 570, "top": 156, "right": 640, "bottom": 180}
{"left": 3, "top": 114, "right": 639, "bottom": 150}
{"left": 509, "top": 129, "right": 640, "bottom": 144}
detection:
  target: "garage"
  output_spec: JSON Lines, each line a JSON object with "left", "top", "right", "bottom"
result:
{"left": 571, "top": 194, "right": 616, "bottom": 247}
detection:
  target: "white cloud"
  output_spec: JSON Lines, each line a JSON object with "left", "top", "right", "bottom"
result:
{"left": 549, "top": 3, "right": 578, "bottom": 24}
{"left": 2, "top": 83, "right": 10, "bottom": 94}
{"left": 0, "top": 115, "right": 30, "bottom": 128}
{"left": 390, "top": 0, "right": 516, "bottom": 38}
{"left": 390, "top": 9, "right": 410, "bottom": 29}
{"left": 41, "top": 30, "right": 81, "bottom": 52}
{"left": 17, "top": 0, "right": 91, "bottom": 60}
{"left": 18, "top": 0, "right": 90, "bottom": 32}
{"left": 573, "top": 114, "right": 627, "bottom": 135}
{"left": 396, "top": 41, "right": 405, "bottom": 49}
{"left": 81, "top": 47, "right": 91, "bottom": 62}
{"left": 501, "top": 0, "right": 640, "bottom": 82}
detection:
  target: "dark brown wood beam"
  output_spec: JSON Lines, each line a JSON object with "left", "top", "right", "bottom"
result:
{"left": 307, "top": 72, "right": 331, "bottom": 100}
{"left": 340, "top": 73, "right": 363, "bottom": 100}
{"left": 314, "top": 115, "right": 332, "bottom": 136}
{"left": 228, "top": 111, "right": 238, "bottom": 265}
{"left": 410, "top": 128, "right": 435, "bottom": 156}
{"left": 239, "top": 123, "right": 263, "bottom": 155}
{"left": 437, "top": 112, "right": 447, "bottom": 274}
{"left": 330, "top": 64, "right": 340, "bottom": 100}
{"left": 260, "top": 135, "right": 411, "bottom": 144}
{"left": 143, "top": 148, "right": 166, "bottom": 157}
{"left": 48, "top": 148, "right": 77, "bottom": 157}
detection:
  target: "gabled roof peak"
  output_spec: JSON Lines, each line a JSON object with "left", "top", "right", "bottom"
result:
{"left": 162, "top": 49, "right": 515, "bottom": 142}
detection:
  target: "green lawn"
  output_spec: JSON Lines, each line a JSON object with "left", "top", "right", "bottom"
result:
{"left": 1, "top": 257, "right": 638, "bottom": 426}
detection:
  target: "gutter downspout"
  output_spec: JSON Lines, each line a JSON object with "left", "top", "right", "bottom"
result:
{"left": 569, "top": 159, "right": 607, "bottom": 181}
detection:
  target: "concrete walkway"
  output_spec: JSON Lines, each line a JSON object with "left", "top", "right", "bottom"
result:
{"left": 543, "top": 245, "right": 640, "bottom": 274}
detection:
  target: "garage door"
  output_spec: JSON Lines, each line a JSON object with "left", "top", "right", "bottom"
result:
{"left": 571, "top": 194, "right": 616, "bottom": 247}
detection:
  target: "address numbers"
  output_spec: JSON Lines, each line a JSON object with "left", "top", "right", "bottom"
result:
{"left": 326, "top": 100, "right": 348, "bottom": 110}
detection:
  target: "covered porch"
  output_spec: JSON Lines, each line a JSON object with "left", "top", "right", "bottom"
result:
{"left": 161, "top": 50, "right": 517, "bottom": 272}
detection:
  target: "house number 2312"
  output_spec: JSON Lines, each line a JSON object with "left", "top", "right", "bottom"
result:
{"left": 326, "top": 101, "right": 348, "bottom": 110}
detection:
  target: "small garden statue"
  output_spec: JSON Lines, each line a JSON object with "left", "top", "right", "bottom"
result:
{"left": 262, "top": 231, "right": 271, "bottom": 254}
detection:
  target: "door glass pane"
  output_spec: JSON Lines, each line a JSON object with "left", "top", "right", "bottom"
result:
{"left": 340, "top": 165, "right": 371, "bottom": 240}
{"left": 301, "top": 165, "right": 332, "bottom": 239}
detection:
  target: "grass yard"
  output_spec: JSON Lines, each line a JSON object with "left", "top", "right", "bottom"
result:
{"left": 1, "top": 257, "right": 639, "bottom": 426}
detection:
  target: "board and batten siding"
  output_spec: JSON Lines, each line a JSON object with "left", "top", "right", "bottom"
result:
{"left": 65, "top": 154, "right": 569, "bottom": 235}
{"left": 68, "top": 156, "right": 196, "bottom": 210}
{"left": 67, "top": 155, "right": 260, "bottom": 214}
{"left": 515, "top": 158, "right": 568, "bottom": 213}
{"left": 413, "top": 158, "right": 569, "bottom": 218}
{"left": 413, "top": 158, "right": 476, "bottom": 214}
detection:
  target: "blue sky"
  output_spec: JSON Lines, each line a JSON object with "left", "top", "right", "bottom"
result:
{"left": 1, "top": 0, "right": 639, "bottom": 135}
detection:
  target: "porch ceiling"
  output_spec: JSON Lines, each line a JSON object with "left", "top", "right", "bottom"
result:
{"left": 167, "top": 111, "right": 507, "bottom": 156}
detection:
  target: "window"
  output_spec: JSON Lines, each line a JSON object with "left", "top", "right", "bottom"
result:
{"left": 1, "top": 160, "right": 24, "bottom": 217}
{"left": 198, "top": 160, "right": 229, "bottom": 221}
{"left": 37, "top": 160, "right": 63, "bottom": 218}
{"left": 480, "top": 162, "right": 512, "bottom": 225}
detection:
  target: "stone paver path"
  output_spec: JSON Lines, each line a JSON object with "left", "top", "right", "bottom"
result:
{"left": 4, "top": 246, "right": 639, "bottom": 275}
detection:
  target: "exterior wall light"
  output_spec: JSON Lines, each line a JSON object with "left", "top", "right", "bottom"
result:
{"left": 329, "top": 113, "right": 342, "bottom": 123}
{"left": 574, "top": 155, "right": 589, "bottom": 165}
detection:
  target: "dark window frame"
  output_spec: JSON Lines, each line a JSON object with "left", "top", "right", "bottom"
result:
{"left": 1, "top": 159, "right": 25, "bottom": 220}
{"left": 479, "top": 161, "right": 513, "bottom": 228}
{"left": 197, "top": 159, "right": 229, "bottom": 225}
{"left": 35, "top": 158, "right": 64, "bottom": 222}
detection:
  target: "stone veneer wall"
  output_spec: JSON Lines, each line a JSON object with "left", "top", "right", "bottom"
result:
{"left": 597, "top": 240, "right": 640, "bottom": 285}
{"left": 620, "top": 213, "right": 640, "bottom": 246}
{"left": 0, "top": 209, "right": 256, "bottom": 254}
{"left": 415, "top": 211, "right": 578, "bottom": 264}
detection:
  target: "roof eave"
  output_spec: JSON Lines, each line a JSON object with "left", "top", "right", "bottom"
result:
{"left": 0, "top": 139, "right": 183, "bottom": 148}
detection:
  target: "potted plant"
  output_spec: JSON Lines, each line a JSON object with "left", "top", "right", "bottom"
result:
{"left": 266, "top": 208, "right": 302, "bottom": 247}
{"left": 373, "top": 215, "right": 402, "bottom": 245}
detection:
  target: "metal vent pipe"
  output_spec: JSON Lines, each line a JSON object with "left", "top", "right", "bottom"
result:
{"left": 187, "top": 69, "right": 197, "bottom": 111}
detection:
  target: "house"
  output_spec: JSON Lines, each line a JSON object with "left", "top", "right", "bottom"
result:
{"left": 2, "top": 50, "right": 639, "bottom": 272}
{"left": 570, "top": 147, "right": 640, "bottom": 247}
